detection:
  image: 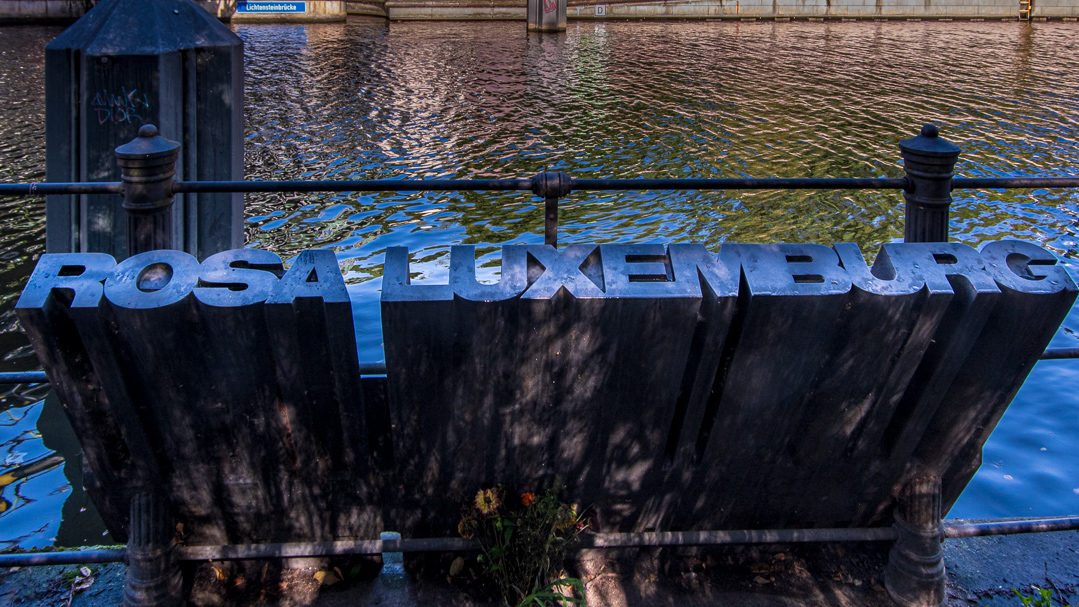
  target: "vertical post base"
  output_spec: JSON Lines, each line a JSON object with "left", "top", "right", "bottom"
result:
{"left": 885, "top": 477, "right": 946, "bottom": 607}
{"left": 123, "top": 492, "right": 183, "bottom": 607}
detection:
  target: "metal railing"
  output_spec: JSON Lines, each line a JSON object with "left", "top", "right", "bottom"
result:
{"left": 1, "top": 122, "right": 1079, "bottom": 574}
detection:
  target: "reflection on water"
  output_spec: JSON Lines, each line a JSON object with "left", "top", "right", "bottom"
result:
{"left": 1, "top": 19, "right": 1078, "bottom": 548}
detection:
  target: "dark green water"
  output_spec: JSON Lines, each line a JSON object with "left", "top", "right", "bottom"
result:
{"left": 1, "top": 19, "right": 1078, "bottom": 548}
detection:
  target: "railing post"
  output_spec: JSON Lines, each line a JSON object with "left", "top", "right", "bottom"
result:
{"left": 531, "top": 171, "right": 573, "bottom": 248}
{"left": 122, "top": 491, "right": 182, "bottom": 607}
{"left": 900, "top": 124, "right": 961, "bottom": 243}
{"left": 115, "top": 125, "right": 181, "bottom": 258}
{"left": 885, "top": 476, "right": 946, "bottom": 607}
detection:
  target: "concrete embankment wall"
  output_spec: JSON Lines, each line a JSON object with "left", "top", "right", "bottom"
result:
{"left": 0, "top": 0, "right": 84, "bottom": 22}
{"left": 564, "top": 0, "right": 1077, "bottom": 20}
{"left": 382, "top": 0, "right": 1076, "bottom": 21}
{"left": 1, "top": 1, "right": 1076, "bottom": 28}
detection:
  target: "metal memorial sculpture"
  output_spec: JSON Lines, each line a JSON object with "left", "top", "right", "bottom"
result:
{"left": 14, "top": 239, "right": 1077, "bottom": 556}
{"left": 16, "top": 248, "right": 374, "bottom": 545}
{"left": 381, "top": 240, "right": 1077, "bottom": 536}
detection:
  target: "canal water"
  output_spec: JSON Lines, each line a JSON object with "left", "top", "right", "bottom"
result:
{"left": 1, "top": 19, "right": 1078, "bottom": 549}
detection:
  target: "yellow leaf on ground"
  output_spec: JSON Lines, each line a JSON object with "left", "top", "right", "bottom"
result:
{"left": 449, "top": 556, "right": 465, "bottom": 577}
{"left": 314, "top": 570, "right": 340, "bottom": 586}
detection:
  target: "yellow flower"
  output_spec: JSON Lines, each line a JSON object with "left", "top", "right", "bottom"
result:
{"left": 521, "top": 492, "right": 536, "bottom": 507}
{"left": 474, "top": 488, "right": 500, "bottom": 516}
{"left": 458, "top": 516, "right": 477, "bottom": 539}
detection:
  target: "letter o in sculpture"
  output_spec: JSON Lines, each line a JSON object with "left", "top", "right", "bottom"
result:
{"left": 104, "top": 250, "right": 201, "bottom": 309}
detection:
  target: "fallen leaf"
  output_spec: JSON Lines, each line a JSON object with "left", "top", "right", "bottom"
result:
{"left": 754, "top": 576, "right": 771, "bottom": 585}
{"left": 213, "top": 566, "right": 226, "bottom": 581}
{"left": 79, "top": 567, "right": 91, "bottom": 578}
{"left": 314, "top": 570, "right": 340, "bottom": 586}
{"left": 854, "top": 579, "right": 863, "bottom": 586}
{"left": 73, "top": 575, "right": 95, "bottom": 592}
{"left": 449, "top": 556, "right": 465, "bottom": 576}
{"left": 773, "top": 553, "right": 786, "bottom": 561}
{"left": 750, "top": 563, "right": 773, "bottom": 574}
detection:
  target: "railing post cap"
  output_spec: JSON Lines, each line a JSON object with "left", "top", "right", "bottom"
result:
{"left": 899, "top": 124, "right": 961, "bottom": 159}
{"left": 115, "top": 125, "right": 180, "bottom": 161}
{"left": 531, "top": 171, "right": 573, "bottom": 199}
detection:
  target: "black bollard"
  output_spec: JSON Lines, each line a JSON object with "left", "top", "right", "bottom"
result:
{"left": 116, "top": 125, "right": 180, "bottom": 256}
{"left": 122, "top": 492, "right": 182, "bottom": 607}
{"left": 900, "top": 124, "right": 961, "bottom": 243}
{"left": 885, "top": 476, "right": 946, "bottom": 607}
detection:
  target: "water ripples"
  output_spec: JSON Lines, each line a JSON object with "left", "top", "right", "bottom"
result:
{"left": 1, "top": 19, "right": 1079, "bottom": 545}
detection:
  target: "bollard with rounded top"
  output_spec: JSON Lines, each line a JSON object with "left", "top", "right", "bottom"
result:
{"left": 885, "top": 476, "right": 946, "bottom": 607}
{"left": 122, "top": 492, "right": 182, "bottom": 607}
{"left": 115, "top": 125, "right": 180, "bottom": 257}
{"left": 900, "top": 124, "right": 961, "bottom": 243}
{"left": 531, "top": 171, "right": 572, "bottom": 247}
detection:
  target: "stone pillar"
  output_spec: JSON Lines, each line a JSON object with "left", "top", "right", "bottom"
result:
{"left": 527, "top": 0, "right": 566, "bottom": 32}
{"left": 46, "top": 0, "right": 243, "bottom": 261}
{"left": 900, "top": 124, "right": 961, "bottom": 244}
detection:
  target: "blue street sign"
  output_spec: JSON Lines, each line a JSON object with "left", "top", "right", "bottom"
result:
{"left": 237, "top": 1, "right": 307, "bottom": 13}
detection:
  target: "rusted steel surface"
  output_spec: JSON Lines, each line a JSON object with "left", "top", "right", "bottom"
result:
{"left": 15, "top": 248, "right": 376, "bottom": 545}
{"left": 13, "top": 238, "right": 1076, "bottom": 546}
{"left": 382, "top": 240, "right": 1077, "bottom": 536}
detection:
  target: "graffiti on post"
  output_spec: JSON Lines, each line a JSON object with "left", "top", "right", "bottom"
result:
{"left": 90, "top": 88, "right": 150, "bottom": 126}
{"left": 543, "top": 0, "right": 557, "bottom": 13}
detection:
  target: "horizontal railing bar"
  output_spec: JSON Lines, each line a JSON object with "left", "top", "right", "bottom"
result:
{"left": 943, "top": 516, "right": 1079, "bottom": 539}
{"left": 357, "top": 362, "right": 387, "bottom": 375}
{"left": 1040, "top": 348, "right": 1079, "bottom": 360}
{"left": 4, "top": 176, "right": 1079, "bottom": 197}
{"left": 0, "top": 371, "right": 49, "bottom": 384}
{"left": 0, "top": 366, "right": 388, "bottom": 385}
{"left": 953, "top": 177, "right": 1079, "bottom": 189}
{"left": 4, "top": 349, "right": 1076, "bottom": 386}
{"left": 0, "top": 182, "right": 123, "bottom": 195}
{"left": 570, "top": 177, "right": 908, "bottom": 191}
{"left": 0, "top": 548, "right": 127, "bottom": 567}
{"left": 4, "top": 516, "right": 1077, "bottom": 567}
{"left": 173, "top": 179, "right": 534, "bottom": 194}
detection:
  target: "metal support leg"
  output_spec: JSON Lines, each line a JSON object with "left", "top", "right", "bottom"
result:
{"left": 123, "top": 492, "right": 182, "bottom": 607}
{"left": 531, "top": 171, "right": 572, "bottom": 248}
{"left": 885, "top": 476, "right": 946, "bottom": 607}
{"left": 544, "top": 196, "right": 558, "bottom": 247}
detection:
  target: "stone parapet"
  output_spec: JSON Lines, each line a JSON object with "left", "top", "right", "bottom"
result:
{"left": 385, "top": 0, "right": 523, "bottom": 20}
{"left": 345, "top": 0, "right": 388, "bottom": 17}
{"left": 0, "top": 0, "right": 84, "bottom": 22}
{"left": 565, "top": 0, "right": 1024, "bottom": 19}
